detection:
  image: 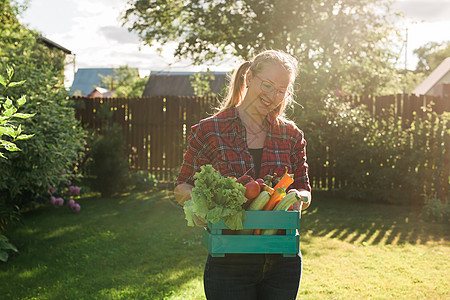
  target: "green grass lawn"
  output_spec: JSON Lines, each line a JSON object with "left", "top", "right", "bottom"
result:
{"left": 1, "top": 189, "right": 448, "bottom": 299}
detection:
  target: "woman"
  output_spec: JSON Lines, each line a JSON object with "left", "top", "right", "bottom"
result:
{"left": 174, "top": 49, "right": 311, "bottom": 300}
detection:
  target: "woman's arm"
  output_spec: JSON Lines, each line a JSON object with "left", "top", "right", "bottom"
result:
{"left": 174, "top": 182, "right": 194, "bottom": 206}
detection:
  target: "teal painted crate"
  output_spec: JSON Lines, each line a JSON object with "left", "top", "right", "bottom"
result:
{"left": 203, "top": 211, "right": 300, "bottom": 257}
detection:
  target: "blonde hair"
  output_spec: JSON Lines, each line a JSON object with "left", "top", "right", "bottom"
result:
{"left": 218, "top": 49, "right": 299, "bottom": 122}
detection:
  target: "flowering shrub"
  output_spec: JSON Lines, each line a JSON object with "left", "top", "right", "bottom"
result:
{"left": 48, "top": 176, "right": 82, "bottom": 213}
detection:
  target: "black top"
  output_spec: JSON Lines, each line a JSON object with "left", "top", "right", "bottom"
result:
{"left": 248, "top": 148, "right": 263, "bottom": 178}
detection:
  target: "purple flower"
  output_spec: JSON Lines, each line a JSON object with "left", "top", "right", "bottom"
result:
{"left": 49, "top": 186, "right": 55, "bottom": 194}
{"left": 67, "top": 199, "right": 75, "bottom": 209}
{"left": 72, "top": 203, "right": 81, "bottom": 213}
{"left": 67, "top": 180, "right": 72, "bottom": 186}
{"left": 55, "top": 197, "right": 64, "bottom": 207}
{"left": 68, "top": 185, "right": 75, "bottom": 195}
{"left": 73, "top": 186, "right": 80, "bottom": 196}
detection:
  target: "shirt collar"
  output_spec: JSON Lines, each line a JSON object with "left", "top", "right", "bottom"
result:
{"left": 224, "top": 106, "right": 277, "bottom": 129}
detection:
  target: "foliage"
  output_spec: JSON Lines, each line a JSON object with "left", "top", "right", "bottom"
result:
{"left": 83, "top": 105, "right": 129, "bottom": 198}
{"left": 0, "top": 233, "right": 18, "bottom": 262}
{"left": 189, "top": 71, "right": 217, "bottom": 97}
{"left": 377, "top": 69, "right": 426, "bottom": 95}
{"left": 0, "top": 0, "right": 86, "bottom": 212}
{"left": 421, "top": 194, "right": 450, "bottom": 223}
{"left": 99, "top": 66, "right": 148, "bottom": 97}
{"left": 129, "top": 170, "right": 158, "bottom": 191}
{"left": 123, "top": 0, "right": 402, "bottom": 100}
{"left": 48, "top": 177, "right": 82, "bottom": 213}
{"left": 413, "top": 41, "right": 450, "bottom": 75}
{"left": 298, "top": 96, "right": 450, "bottom": 204}
{"left": 0, "top": 66, "right": 35, "bottom": 158}
{"left": 184, "top": 165, "right": 247, "bottom": 230}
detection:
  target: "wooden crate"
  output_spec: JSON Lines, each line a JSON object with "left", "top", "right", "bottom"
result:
{"left": 203, "top": 211, "right": 300, "bottom": 257}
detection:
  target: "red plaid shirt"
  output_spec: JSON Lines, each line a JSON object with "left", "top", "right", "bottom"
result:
{"left": 176, "top": 107, "right": 311, "bottom": 192}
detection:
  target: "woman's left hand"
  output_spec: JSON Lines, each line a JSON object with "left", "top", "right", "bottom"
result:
{"left": 288, "top": 189, "right": 311, "bottom": 210}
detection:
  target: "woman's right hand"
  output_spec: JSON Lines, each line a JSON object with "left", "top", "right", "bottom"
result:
{"left": 174, "top": 182, "right": 194, "bottom": 206}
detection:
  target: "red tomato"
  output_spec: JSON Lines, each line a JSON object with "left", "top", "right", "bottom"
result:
{"left": 244, "top": 180, "right": 261, "bottom": 200}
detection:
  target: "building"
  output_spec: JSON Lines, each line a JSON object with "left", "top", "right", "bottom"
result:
{"left": 87, "top": 87, "right": 115, "bottom": 98}
{"left": 142, "top": 71, "right": 229, "bottom": 97}
{"left": 413, "top": 57, "right": 450, "bottom": 97}
{"left": 70, "top": 68, "right": 116, "bottom": 96}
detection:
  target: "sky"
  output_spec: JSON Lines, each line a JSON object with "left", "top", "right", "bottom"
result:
{"left": 16, "top": 0, "right": 450, "bottom": 87}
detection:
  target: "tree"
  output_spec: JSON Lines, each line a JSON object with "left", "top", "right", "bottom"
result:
{"left": 413, "top": 41, "right": 450, "bottom": 75}
{"left": 0, "top": 0, "right": 86, "bottom": 210}
{"left": 99, "top": 66, "right": 147, "bottom": 97}
{"left": 122, "top": 0, "right": 402, "bottom": 102}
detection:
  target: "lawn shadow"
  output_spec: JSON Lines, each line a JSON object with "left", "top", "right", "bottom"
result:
{"left": 300, "top": 191, "right": 450, "bottom": 246}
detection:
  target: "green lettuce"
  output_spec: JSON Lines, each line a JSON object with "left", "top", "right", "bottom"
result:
{"left": 183, "top": 165, "right": 247, "bottom": 230}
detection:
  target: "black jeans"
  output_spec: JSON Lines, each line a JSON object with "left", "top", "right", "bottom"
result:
{"left": 204, "top": 252, "right": 302, "bottom": 300}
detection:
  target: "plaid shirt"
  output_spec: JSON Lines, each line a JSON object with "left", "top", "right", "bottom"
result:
{"left": 176, "top": 107, "right": 311, "bottom": 192}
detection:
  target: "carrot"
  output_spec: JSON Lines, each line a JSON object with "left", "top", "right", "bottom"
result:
{"left": 253, "top": 229, "right": 261, "bottom": 235}
{"left": 262, "top": 187, "right": 286, "bottom": 211}
{"left": 272, "top": 167, "right": 294, "bottom": 190}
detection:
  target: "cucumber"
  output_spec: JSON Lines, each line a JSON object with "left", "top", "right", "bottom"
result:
{"left": 247, "top": 191, "right": 271, "bottom": 211}
{"left": 261, "top": 193, "right": 301, "bottom": 235}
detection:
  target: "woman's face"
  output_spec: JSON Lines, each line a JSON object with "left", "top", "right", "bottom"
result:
{"left": 244, "top": 62, "right": 291, "bottom": 118}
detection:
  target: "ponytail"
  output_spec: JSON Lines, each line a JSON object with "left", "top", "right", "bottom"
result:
{"left": 217, "top": 61, "right": 251, "bottom": 112}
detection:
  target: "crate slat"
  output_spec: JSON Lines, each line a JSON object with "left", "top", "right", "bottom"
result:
{"left": 203, "top": 210, "right": 301, "bottom": 257}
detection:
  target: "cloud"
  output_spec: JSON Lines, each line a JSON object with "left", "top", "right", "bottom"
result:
{"left": 98, "top": 26, "right": 140, "bottom": 44}
{"left": 393, "top": 1, "right": 450, "bottom": 22}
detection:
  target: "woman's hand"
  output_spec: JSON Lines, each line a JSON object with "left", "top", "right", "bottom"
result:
{"left": 287, "top": 189, "right": 311, "bottom": 210}
{"left": 174, "top": 182, "right": 194, "bottom": 206}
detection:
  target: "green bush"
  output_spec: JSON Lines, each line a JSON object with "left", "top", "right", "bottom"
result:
{"left": 296, "top": 96, "right": 449, "bottom": 204}
{"left": 421, "top": 194, "right": 450, "bottom": 223}
{"left": 0, "top": 0, "right": 86, "bottom": 213}
{"left": 129, "top": 170, "right": 158, "bottom": 191}
{"left": 82, "top": 105, "right": 129, "bottom": 198}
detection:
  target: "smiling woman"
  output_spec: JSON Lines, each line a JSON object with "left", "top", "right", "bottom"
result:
{"left": 174, "top": 49, "right": 312, "bottom": 300}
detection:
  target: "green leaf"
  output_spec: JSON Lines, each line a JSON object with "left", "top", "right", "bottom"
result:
{"left": 0, "top": 241, "right": 18, "bottom": 252}
{"left": 6, "top": 65, "right": 14, "bottom": 79}
{"left": 0, "top": 126, "right": 14, "bottom": 137}
{"left": 2, "top": 141, "right": 21, "bottom": 152}
{"left": 3, "top": 98, "right": 13, "bottom": 109}
{"left": 15, "top": 133, "right": 35, "bottom": 140}
{"left": 0, "top": 126, "right": 9, "bottom": 136}
{"left": 3, "top": 107, "right": 15, "bottom": 117}
{"left": 0, "top": 74, "right": 6, "bottom": 86}
{"left": 16, "top": 95, "right": 27, "bottom": 106}
{"left": 13, "top": 113, "right": 35, "bottom": 119}
{"left": 0, "top": 250, "right": 8, "bottom": 262}
{"left": 8, "top": 80, "right": 26, "bottom": 87}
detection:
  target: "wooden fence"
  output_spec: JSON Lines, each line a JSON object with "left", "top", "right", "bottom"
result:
{"left": 74, "top": 94, "right": 450, "bottom": 192}
{"left": 74, "top": 95, "right": 217, "bottom": 181}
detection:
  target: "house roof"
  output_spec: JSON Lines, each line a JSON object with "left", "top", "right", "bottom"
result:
{"left": 38, "top": 36, "right": 72, "bottom": 54}
{"left": 142, "top": 71, "right": 229, "bottom": 97}
{"left": 413, "top": 57, "right": 450, "bottom": 96}
{"left": 70, "top": 68, "right": 116, "bottom": 96}
{"left": 88, "top": 87, "right": 115, "bottom": 98}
